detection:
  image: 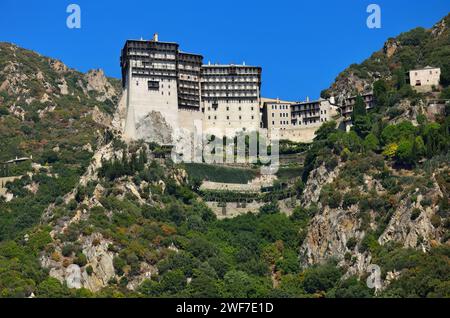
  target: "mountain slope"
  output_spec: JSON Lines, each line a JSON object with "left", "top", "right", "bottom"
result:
{"left": 321, "top": 13, "right": 450, "bottom": 100}
{"left": 0, "top": 42, "right": 121, "bottom": 240}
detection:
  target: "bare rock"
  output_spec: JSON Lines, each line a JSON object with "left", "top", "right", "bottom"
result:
{"left": 135, "top": 111, "right": 173, "bottom": 144}
{"left": 84, "top": 69, "right": 118, "bottom": 102}
{"left": 66, "top": 264, "right": 82, "bottom": 289}
{"left": 383, "top": 38, "right": 399, "bottom": 58}
{"left": 301, "top": 163, "right": 341, "bottom": 207}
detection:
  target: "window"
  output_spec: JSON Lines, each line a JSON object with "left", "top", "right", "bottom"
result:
{"left": 227, "top": 116, "right": 230, "bottom": 120}
{"left": 272, "top": 121, "right": 275, "bottom": 125}
{"left": 251, "top": 116, "right": 254, "bottom": 119}
{"left": 147, "top": 81, "right": 159, "bottom": 90}
{"left": 226, "top": 107, "right": 229, "bottom": 111}
{"left": 239, "top": 116, "right": 242, "bottom": 120}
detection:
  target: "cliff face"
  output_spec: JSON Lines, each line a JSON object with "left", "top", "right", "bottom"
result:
{"left": 299, "top": 157, "right": 449, "bottom": 278}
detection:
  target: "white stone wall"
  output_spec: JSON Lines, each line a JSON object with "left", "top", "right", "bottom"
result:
{"left": 178, "top": 108, "right": 203, "bottom": 132}
{"left": 409, "top": 67, "right": 441, "bottom": 89}
{"left": 278, "top": 127, "right": 319, "bottom": 143}
{"left": 266, "top": 102, "right": 293, "bottom": 132}
{"left": 124, "top": 67, "right": 179, "bottom": 140}
{"left": 263, "top": 99, "right": 338, "bottom": 143}
{"left": 203, "top": 100, "right": 260, "bottom": 136}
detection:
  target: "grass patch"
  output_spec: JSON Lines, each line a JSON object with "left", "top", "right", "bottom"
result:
{"left": 183, "top": 163, "right": 258, "bottom": 184}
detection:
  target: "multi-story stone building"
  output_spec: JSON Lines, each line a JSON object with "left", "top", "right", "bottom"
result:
{"left": 261, "top": 98, "right": 297, "bottom": 132}
{"left": 202, "top": 64, "right": 262, "bottom": 136}
{"left": 120, "top": 35, "right": 261, "bottom": 143}
{"left": 120, "top": 34, "right": 376, "bottom": 145}
{"left": 261, "top": 98, "right": 338, "bottom": 142}
{"left": 177, "top": 52, "right": 203, "bottom": 110}
{"left": 409, "top": 66, "right": 441, "bottom": 92}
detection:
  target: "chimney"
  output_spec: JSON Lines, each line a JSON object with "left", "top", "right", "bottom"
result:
{"left": 153, "top": 33, "right": 159, "bottom": 42}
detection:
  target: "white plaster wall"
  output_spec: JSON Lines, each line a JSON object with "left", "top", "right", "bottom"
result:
{"left": 266, "top": 102, "right": 292, "bottom": 131}
{"left": 278, "top": 127, "right": 318, "bottom": 143}
{"left": 178, "top": 108, "right": 203, "bottom": 132}
{"left": 203, "top": 100, "right": 260, "bottom": 136}
{"left": 409, "top": 68, "right": 441, "bottom": 88}
{"left": 124, "top": 65, "right": 179, "bottom": 140}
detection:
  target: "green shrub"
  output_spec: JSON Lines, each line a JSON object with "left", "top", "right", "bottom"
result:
{"left": 411, "top": 208, "right": 421, "bottom": 221}
{"left": 346, "top": 237, "right": 358, "bottom": 250}
{"left": 74, "top": 253, "right": 88, "bottom": 267}
{"left": 86, "top": 265, "right": 93, "bottom": 276}
{"left": 61, "top": 244, "right": 76, "bottom": 257}
{"left": 431, "top": 215, "right": 441, "bottom": 228}
{"left": 343, "top": 191, "right": 360, "bottom": 209}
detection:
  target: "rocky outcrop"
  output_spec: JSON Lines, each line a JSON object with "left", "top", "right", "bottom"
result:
{"left": 91, "top": 106, "right": 112, "bottom": 127}
{"left": 81, "top": 233, "right": 116, "bottom": 292}
{"left": 126, "top": 263, "right": 158, "bottom": 291}
{"left": 383, "top": 38, "right": 399, "bottom": 58}
{"left": 43, "top": 233, "right": 116, "bottom": 292}
{"left": 58, "top": 78, "right": 69, "bottom": 95}
{"left": 301, "top": 163, "right": 341, "bottom": 208}
{"left": 379, "top": 177, "right": 445, "bottom": 251}
{"left": 300, "top": 162, "right": 448, "bottom": 278}
{"left": 431, "top": 14, "right": 448, "bottom": 38}
{"left": 300, "top": 204, "right": 366, "bottom": 266}
{"left": 84, "top": 69, "right": 118, "bottom": 102}
{"left": 49, "top": 59, "right": 69, "bottom": 74}
{"left": 135, "top": 111, "right": 173, "bottom": 144}
{"left": 329, "top": 72, "right": 373, "bottom": 103}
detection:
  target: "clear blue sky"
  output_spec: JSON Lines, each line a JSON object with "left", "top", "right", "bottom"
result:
{"left": 1, "top": 0, "right": 448, "bottom": 100}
